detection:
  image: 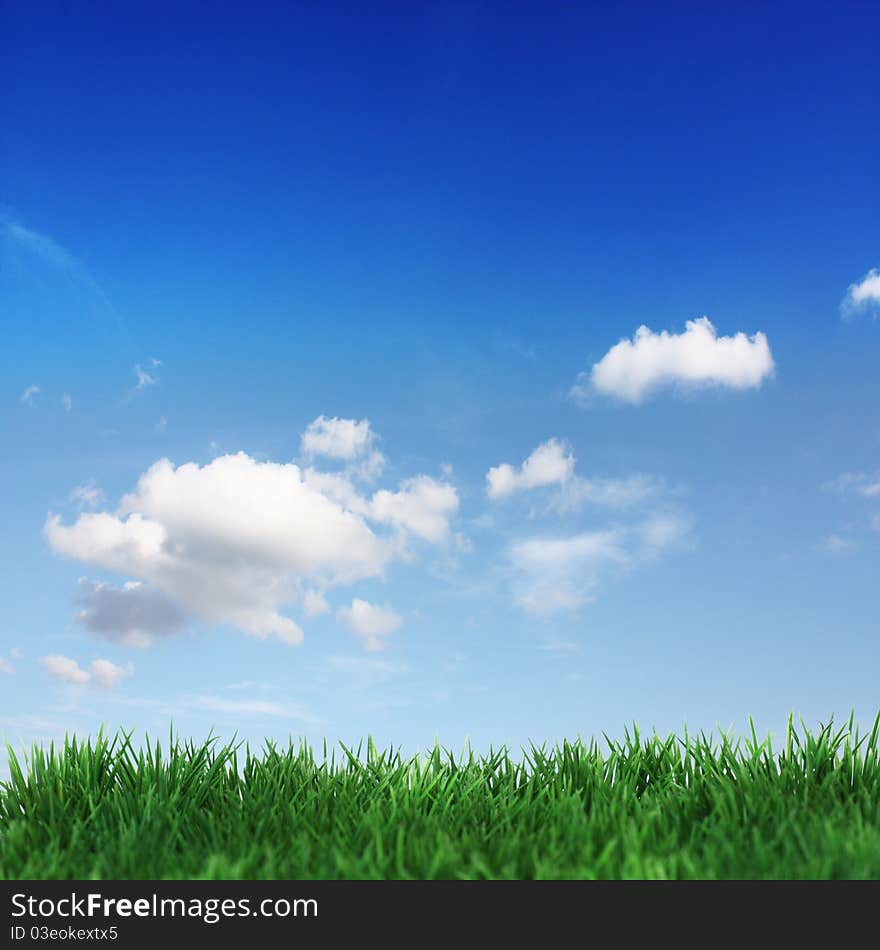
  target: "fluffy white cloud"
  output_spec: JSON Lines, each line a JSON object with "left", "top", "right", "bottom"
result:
{"left": 508, "top": 514, "right": 689, "bottom": 615}
{"left": 305, "top": 469, "right": 458, "bottom": 542}
{"left": 47, "top": 448, "right": 457, "bottom": 648}
{"left": 43, "top": 654, "right": 132, "bottom": 688}
{"left": 41, "top": 654, "right": 132, "bottom": 688}
{"left": 75, "top": 578, "right": 191, "bottom": 648}
{"left": 90, "top": 658, "right": 134, "bottom": 689}
{"left": 841, "top": 268, "right": 880, "bottom": 319}
{"left": 42, "top": 654, "right": 91, "bottom": 684}
{"left": 487, "top": 439, "right": 575, "bottom": 500}
{"left": 301, "top": 415, "right": 373, "bottom": 459}
{"left": 0, "top": 658, "right": 13, "bottom": 674}
{"left": 370, "top": 475, "right": 458, "bottom": 542}
{"left": 300, "top": 415, "right": 385, "bottom": 479}
{"left": 488, "top": 439, "right": 661, "bottom": 512}
{"left": 573, "top": 318, "right": 774, "bottom": 404}
{"left": 337, "top": 598, "right": 403, "bottom": 652}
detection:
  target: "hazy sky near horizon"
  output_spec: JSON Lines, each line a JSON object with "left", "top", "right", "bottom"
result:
{"left": 1, "top": 3, "right": 878, "bottom": 762}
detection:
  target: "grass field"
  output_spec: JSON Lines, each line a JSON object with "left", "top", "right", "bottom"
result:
{"left": 2, "top": 716, "right": 878, "bottom": 879}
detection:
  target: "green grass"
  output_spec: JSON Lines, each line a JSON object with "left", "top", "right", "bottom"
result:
{"left": 2, "top": 716, "right": 879, "bottom": 879}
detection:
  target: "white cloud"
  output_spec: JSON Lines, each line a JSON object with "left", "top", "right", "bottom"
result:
{"left": 2, "top": 216, "right": 122, "bottom": 332}
{"left": 70, "top": 481, "right": 105, "bottom": 509}
{"left": 46, "top": 447, "right": 456, "bottom": 648}
{"left": 189, "top": 696, "right": 312, "bottom": 720}
{"left": 337, "top": 598, "right": 403, "bottom": 652}
{"left": 301, "top": 416, "right": 386, "bottom": 481}
{"left": 821, "top": 533, "right": 853, "bottom": 553}
{"left": 487, "top": 438, "right": 575, "bottom": 500}
{"left": 539, "top": 640, "right": 581, "bottom": 654}
{"left": 488, "top": 439, "right": 661, "bottom": 513}
{"left": 454, "top": 532, "right": 473, "bottom": 553}
{"left": 302, "top": 589, "right": 330, "bottom": 617}
{"left": 155, "top": 416, "right": 167, "bottom": 435}
{"left": 370, "top": 475, "right": 458, "bottom": 542}
{"left": 303, "top": 469, "right": 458, "bottom": 542}
{"left": 841, "top": 268, "right": 880, "bottom": 319}
{"left": 573, "top": 317, "right": 774, "bottom": 404}
{"left": 301, "top": 416, "right": 370, "bottom": 457}
{"left": 132, "top": 363, "right": 157, "bottom": 393}
{"left": 834, "top": 471, "right": 880, "bottom": 498}
{"left": 510, "top": 530, "right": 627, "bottom": 614}
{"left": 637, "top": 512, "right": 692, "bottom": 557}
{"left": 555, "top": 474, "right": 663, "bottom": 512}
{"left": 20, "top": 384, "right": 40, "bottom": 405}
{"left": 90, "top": 658, "right": 134, "bottom": 689}
{"left": 0, "top": 647, "right": 21, "bottom": 674}
{"left": 74, "top": 578, "right": 191, "bottom": 648}
{"left": 62, "top": 393, "right": 72, "bottom": 413}
{"left": 508, "top": 514, "right": 690, "bottom": 615}
{"left": 869, "top": 515, "right": 880, "bottom": 533}
{"left": 327, "top": 654, "right": 405, "bottom": 676}
{"left": 42, "top": 654, "right": 91, "bottom": 685}
{"left": 42, "top": 654, "right": 132, "bottom": 688}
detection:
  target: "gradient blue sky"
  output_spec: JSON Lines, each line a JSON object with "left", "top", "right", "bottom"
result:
{"left": 2, "top": 2, "right": 878, "bottom": 765}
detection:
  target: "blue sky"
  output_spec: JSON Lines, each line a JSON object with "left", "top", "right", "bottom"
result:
{"left": 2, "top": 2, "right": 878, "bottom": 765}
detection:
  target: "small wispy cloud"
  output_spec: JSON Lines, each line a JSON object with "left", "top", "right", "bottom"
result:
{"left": 190, "top": 695, "right": 316, "bottom": 721}
{"left": 0, "top": 658, "right": 13, "bottom": 675}
{"left": 132, "top": 363, "right": 158, "bottom": 394}
{"left": 61, "top": 393, "right": 72, "bottom": 413}
{"left": 1, "top": 216, "right": 124, "bottom": 331}
{"left": 821, "top": 534, "right": 854, "bottom": 554}
{"left": 69, "top": 481, "right": 105, "bottom": 509}
{"left": 19, "top": 384, "right": 40, "bottom": 406}
{"left": 539, "top": 640, "right": 581, "bottom": 654}
{"left": 326, "top": 653, "right": 407, "bottom": 690}
{"left": 509, "top": 512, "right": 691, "bottom": 616}
{"left": 832, "top": 471, "right": 880, "bottom": 498}
{"left": 154, "top": 416, "right": 168, "bottom": 435}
